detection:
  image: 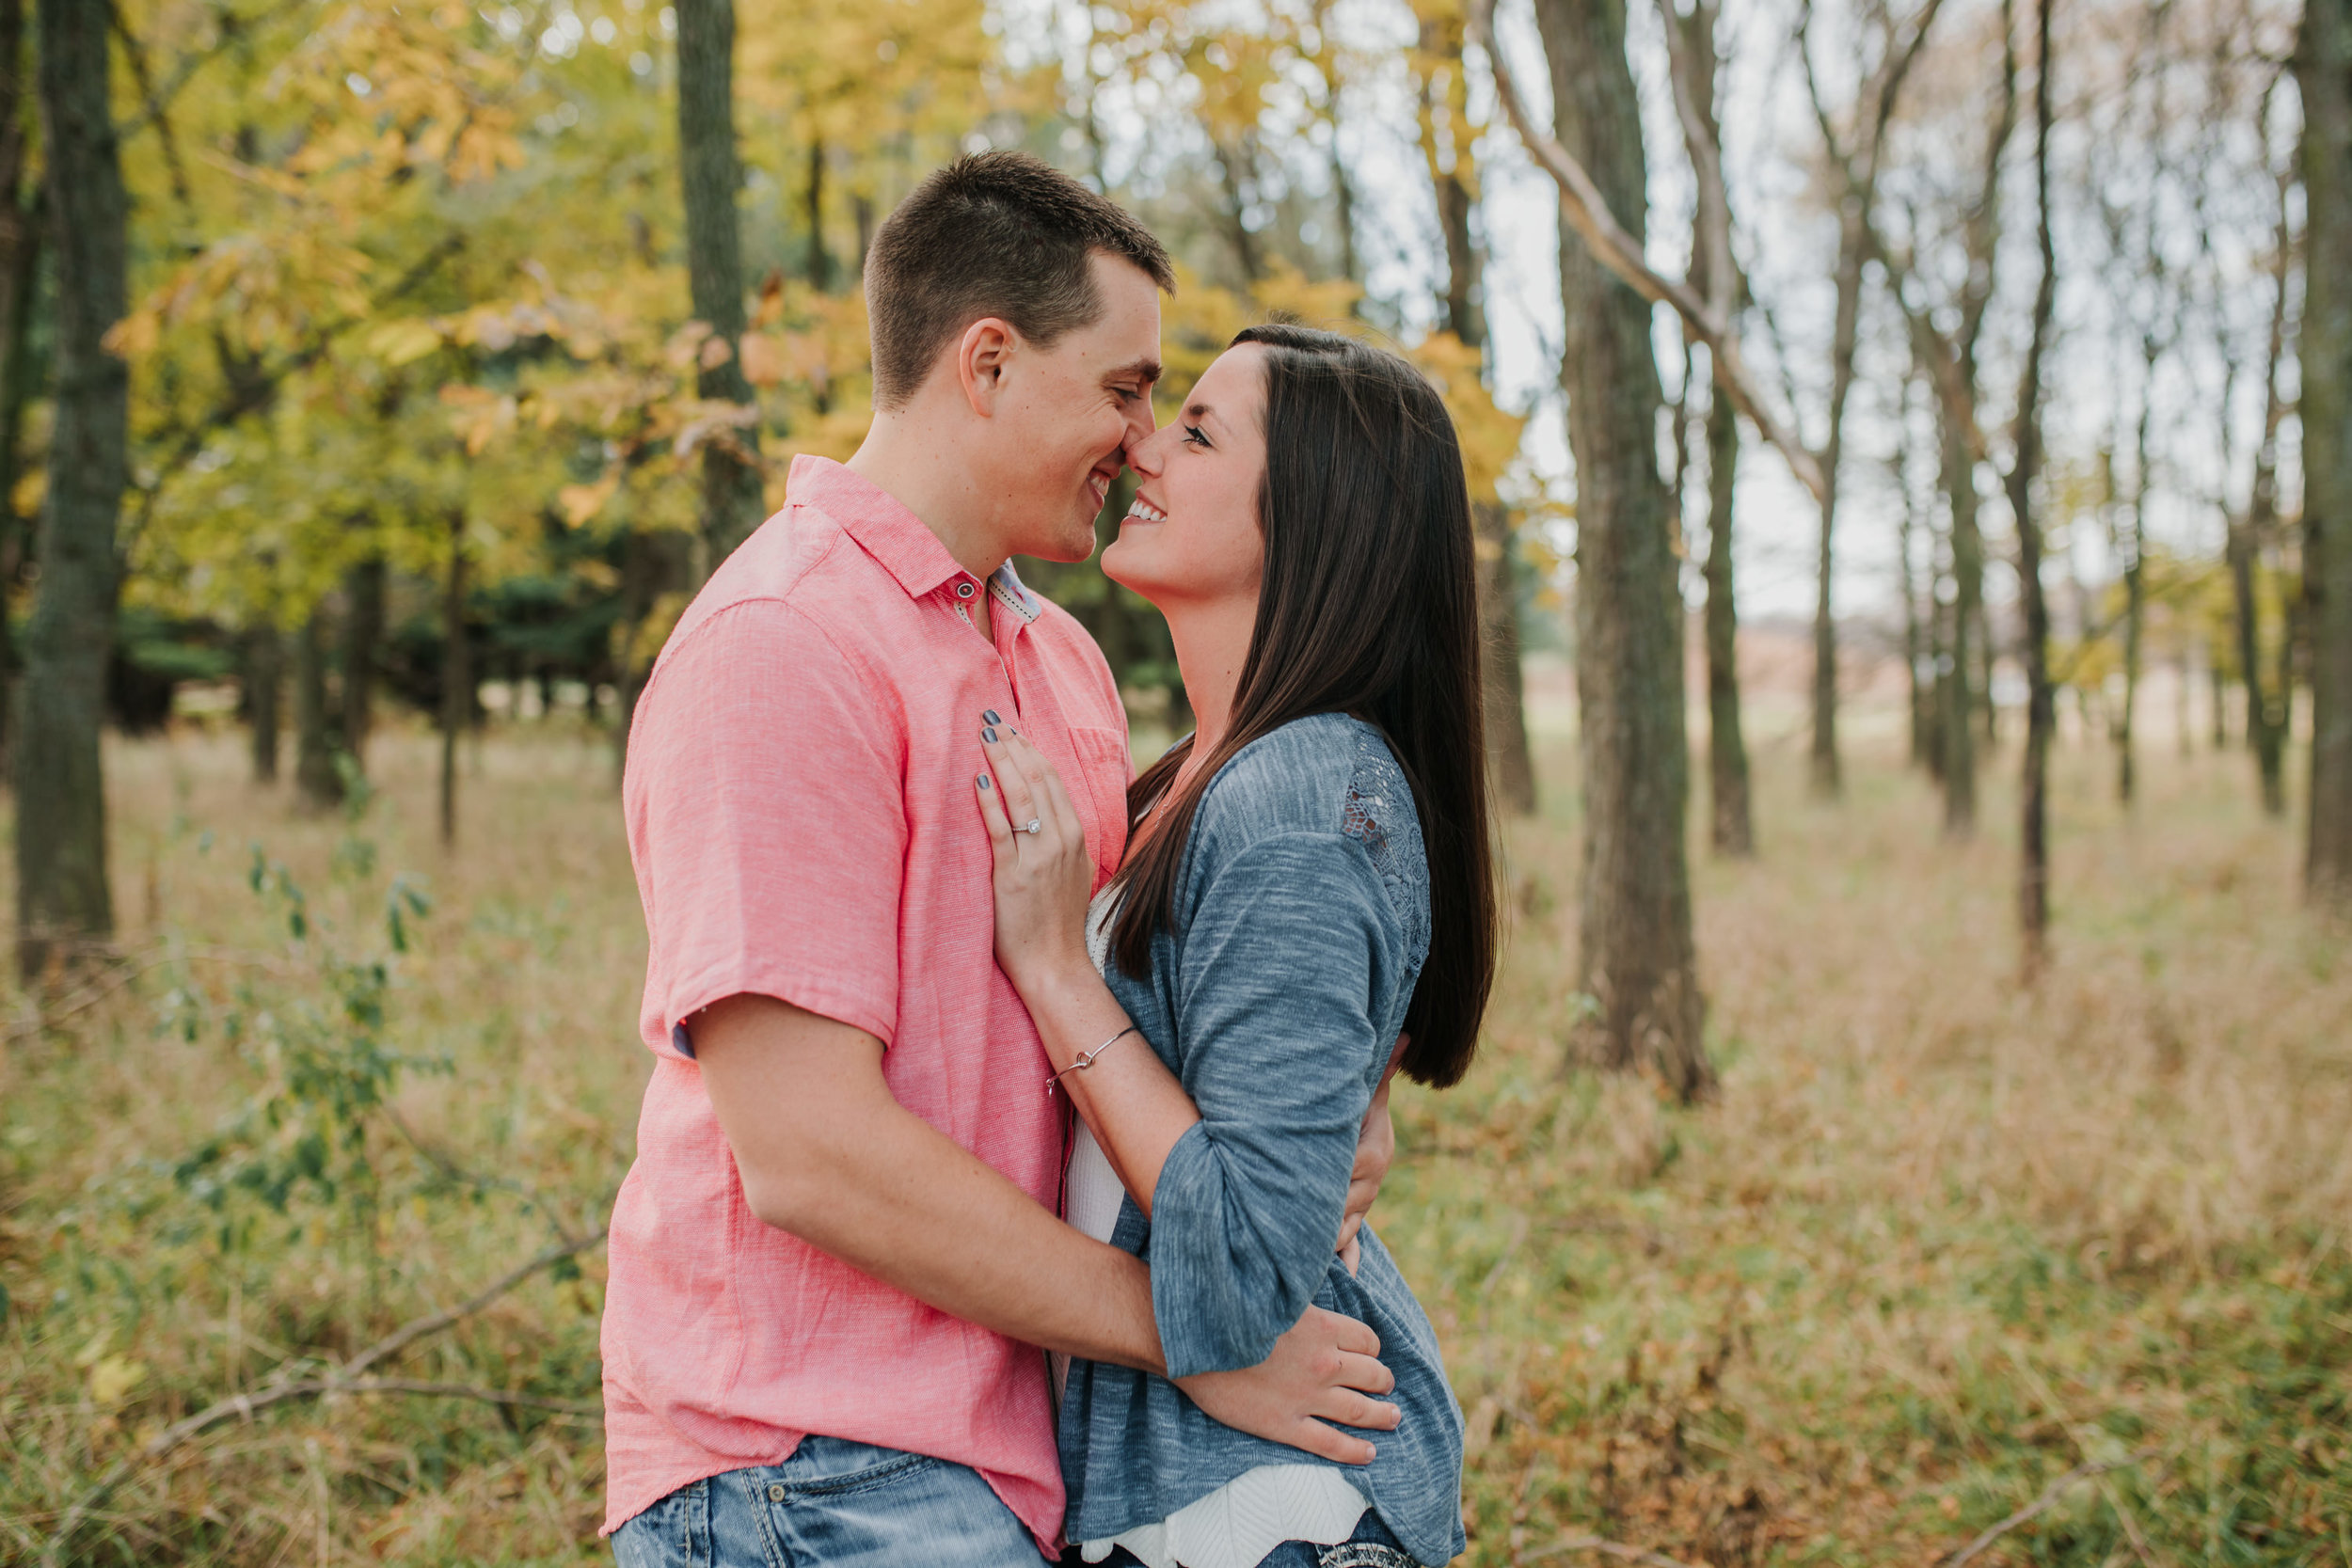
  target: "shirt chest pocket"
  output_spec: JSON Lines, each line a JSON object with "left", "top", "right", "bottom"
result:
{"left": 1064, "top": 725, "right": 1133, "bottom": 890}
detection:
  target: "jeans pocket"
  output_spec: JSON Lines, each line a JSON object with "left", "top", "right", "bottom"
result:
{"left": 782, "top": 1444, "right": 941, "bottom": 1499}
{"left": 611, "top": 1477, "right": 711, "bottom": 1568}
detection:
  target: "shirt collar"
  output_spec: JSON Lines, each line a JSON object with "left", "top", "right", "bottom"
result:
{"left": 787, "top": 453, "right": 974, "bottom": 603}
{"left": 790, "top": 454, "right": 1049, "bottom": 626}
{"left": 989, "top": 560, "right": 1043, "bottom": 626}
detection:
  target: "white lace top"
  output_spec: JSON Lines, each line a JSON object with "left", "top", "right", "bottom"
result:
{"left": 1057, "top": 888, "right": 1372, "bottom": 1568}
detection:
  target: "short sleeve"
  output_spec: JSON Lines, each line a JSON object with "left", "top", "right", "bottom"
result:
{"left": 624, "top": 599, "right": 905, "bottom": 1054}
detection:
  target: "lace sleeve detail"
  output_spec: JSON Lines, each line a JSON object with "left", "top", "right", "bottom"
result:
{"left": 1339, "top": 728, "right": 1432, "bottom": 988}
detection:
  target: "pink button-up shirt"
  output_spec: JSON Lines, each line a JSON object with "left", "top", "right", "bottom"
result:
{"left": 601, "top": 455, "right": 1132, "bottom": 1550}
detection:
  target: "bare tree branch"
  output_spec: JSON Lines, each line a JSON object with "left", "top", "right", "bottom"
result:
{"left": 42, "top": 1227, "right": 608, "bottom": 1566}
{"left": 1937, "top": 1450, "right": 2160, "bottom": 1568}
{"left": 117, "top": 0, "right": 309, "bottom": 142}
{"left": 1468, "top": 0, "right": 1829, "bottom": 502}
{"left": 1655, "top": 0, "right": 1735, "bottom": 321}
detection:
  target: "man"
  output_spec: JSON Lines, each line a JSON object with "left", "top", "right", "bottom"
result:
{"left": 603, "top": 152, "right": 1400, "bottom": 1568}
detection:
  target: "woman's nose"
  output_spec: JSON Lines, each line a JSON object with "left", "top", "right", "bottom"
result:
{"left": 1127, "top": 421, "right": 1168, "bottom": 476}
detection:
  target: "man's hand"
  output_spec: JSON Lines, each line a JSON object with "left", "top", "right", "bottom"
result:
{"left": 1176, "top": 1306, "right": 1400, "bottom": 1464}
{"left": 1337, "top": 1035, "right": 1409, "bottom": 1276}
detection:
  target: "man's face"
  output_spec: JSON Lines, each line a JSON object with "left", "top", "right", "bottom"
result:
{"left": 987, "top": 252, "right": 1163, "bottom": 563}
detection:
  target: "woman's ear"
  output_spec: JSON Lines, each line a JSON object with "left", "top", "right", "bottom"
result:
{"left": 956, "top": 317, "right": 1017, "bottom": 417}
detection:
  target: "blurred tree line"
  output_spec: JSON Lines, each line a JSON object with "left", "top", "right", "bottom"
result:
{"left": 4, "top": 0, "right": 2348, "bottom": 1099}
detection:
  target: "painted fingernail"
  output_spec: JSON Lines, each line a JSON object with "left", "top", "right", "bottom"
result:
{"left": 977, "top": 774, "right": 992, "bottom": 790}
{"left": 982, "top": 726, "right": 999, "bottom": 744}
{"left": 982, "top": 709, "right": 1002, "bottom": 725}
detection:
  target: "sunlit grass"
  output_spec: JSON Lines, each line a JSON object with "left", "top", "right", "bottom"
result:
{"left": 1, "top": 705, "right": 2345, "bottom": 1565}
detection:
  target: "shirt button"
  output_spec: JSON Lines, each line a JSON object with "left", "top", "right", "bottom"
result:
{"left": 955, "top": 580, "right": 976, "bottom": 599}
{"left": 767, "top": 1482, "right": 787, "bottom": 1502}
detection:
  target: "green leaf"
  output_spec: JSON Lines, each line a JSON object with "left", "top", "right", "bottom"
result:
{"left": 368, "top": 317, "right": 446, "bottom": 367}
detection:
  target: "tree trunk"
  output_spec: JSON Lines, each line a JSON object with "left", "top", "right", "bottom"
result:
{"left": 2238, "top": 157, "right": 2301, "bottom": 818}
{"left": 15, "top": 0, "right": 127, "bottom": 980}
{"left": 2231, "top": 518, "right": 2288, "bottom": 815}
{"left": 0, "top": 0, "right": 35, "bottom": 779}
{"left": 1532, "top": 0, "right": 1710, "bottom": 1101}
{"left": 1211, "top": 135, "right": 1264, "bottom": 286}
{"left": 1332, "top": 141, "right": 1361, "bottom": 291}
{"left": 675, "top": 0, "right": 763, "bottom": 571}
{"left": 1807, "top": 210, "right": 1868, "bottom": 800}
{"left": 1939, "top": 416, "right": 1980, "bottom": 834}
{"left": 612, "top": 523, "right": 693, "bottom": 773}
{"left": 1704, "top": 388, "right": 1752, "bottom": 855}
{"left": 2177, "top": 647, "right": 2193, "bottom": 756}
{"left": 2306, "top": 0, "right": 2352, "bottom": 900}
{"left": 1899, "top": 452, "right": 1930, "bottom": 770}
{"left": 1925, "top": 588, "right": 1949, "bottom": 781}
{"left": 2211, "top": 651, "right": 2230, "bottom": 748}
{"left": 2009, "top": 0, "right": 2058, "bottom": 976}
{"left": 1475, "top": 499, "right": 1537, "bottom": 815}
{"left": 246, "top": 622, "right": 280, "bottom": 782}
{"left": 804, "top": 137, "right": 829, "bottom": 293}
{"left": 338, "top": 553, "right": 384, "bottom": 775}
{"left": 1418, "top": 14, "right": 1534, "bottom": 815}
{"left": 293, "top": 610, "right": 343, "bottom": 808}
{"left": 440, "top": 515, "right": 468, "bottom": 846}
{"left": 2117, "top": 392, "right": 2152, "bottom": 802}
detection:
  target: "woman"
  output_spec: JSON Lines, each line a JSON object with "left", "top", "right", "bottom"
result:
{"left": 973, "top": 323, "right": 1499, "bottom": 1568}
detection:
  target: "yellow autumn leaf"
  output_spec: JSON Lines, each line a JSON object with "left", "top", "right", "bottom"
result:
{"left": 558, "top": 476, "right": 617, "bottom": 527}
{"left": 88, "top": 1354, "right": 148, "bottom": 1407}
{"left": 103, "top": 308, "right": 163, "bottom": 358}
{"left": 739, "top": 332, "right": 784, "bottom": 388}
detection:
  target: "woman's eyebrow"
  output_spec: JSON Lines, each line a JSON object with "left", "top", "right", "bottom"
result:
{"left": 1184, "top": 401, "right": 1223, "bottom": 433}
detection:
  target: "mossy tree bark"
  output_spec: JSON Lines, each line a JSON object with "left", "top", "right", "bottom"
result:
{"left": 2009, "top": 0, "right": 2059, "bottom": 976}
{"left": 675, "top": 0, "right": 762, "bottom": 572}
{"left": 1532, "top": 0, "right": 1711, "bottom": 1101}
{"left": 0, "top": 0, "right": 36, "bottom": 778}
{"left": 2305, "top": 0, "right": 2352, "bottom": 901}
{"left": 15, "top": 0, "right": 127, "bottom": 980}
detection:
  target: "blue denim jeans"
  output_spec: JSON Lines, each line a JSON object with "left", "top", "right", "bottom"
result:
{"left": 610, "top": 1436, "right": 1041, "bottom": 1568}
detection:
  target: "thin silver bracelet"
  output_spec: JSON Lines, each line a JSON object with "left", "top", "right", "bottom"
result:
{"left": 1048, "top": 1024, "right": 1138, "bottom": 1097}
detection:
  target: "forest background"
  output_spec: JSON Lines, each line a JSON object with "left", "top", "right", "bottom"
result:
{"left": 2, "top": 0, "right": 2349, "bottom": 1561}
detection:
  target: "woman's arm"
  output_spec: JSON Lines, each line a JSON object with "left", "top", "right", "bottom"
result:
{"left": 977, "top": 728, "right": 1201, "bottom": 1213}
{"left": 979, "top": 729, "right": 1392, "bottom": 1379}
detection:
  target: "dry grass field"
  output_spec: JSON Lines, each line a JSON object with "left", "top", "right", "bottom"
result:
{"left": 2, "top": 692, "right": 2346, "bottom": 1565}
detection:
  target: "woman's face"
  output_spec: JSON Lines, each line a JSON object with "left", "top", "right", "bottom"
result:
{"left": 1102, "top": 343, "right": 1268, "bottom": 611}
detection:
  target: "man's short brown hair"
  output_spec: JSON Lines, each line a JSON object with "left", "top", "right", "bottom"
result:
{"left": 864, "top": 150, "right": 1175, "bottom": 410}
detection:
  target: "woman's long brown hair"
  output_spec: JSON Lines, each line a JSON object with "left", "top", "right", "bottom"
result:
{"left": 1107, "top": 323, "right": 1498, "bottom": 1089}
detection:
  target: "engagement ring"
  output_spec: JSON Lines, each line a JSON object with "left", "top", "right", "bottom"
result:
{"left": 1019, "top": 818, "right": 1042, "bottom": 835}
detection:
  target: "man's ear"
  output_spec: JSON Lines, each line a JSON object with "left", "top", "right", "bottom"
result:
{"left": 955, "top": 317, "right": 1018, "bottom": 417}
